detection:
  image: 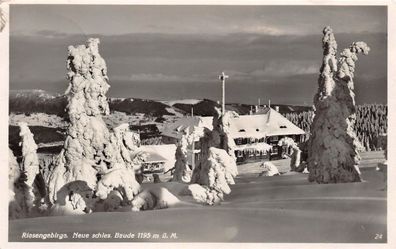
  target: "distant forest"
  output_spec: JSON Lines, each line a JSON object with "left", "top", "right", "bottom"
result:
{"left": 285, "top": 104, "right": 388, "bottom": 151}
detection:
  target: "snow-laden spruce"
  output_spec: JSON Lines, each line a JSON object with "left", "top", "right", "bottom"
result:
{"left": 9, "top": 123, "right": 45, "bottom": 219}
{"left": 190, "top": 108, "right": 238, "bottom": 205}
{"left": 48, "top": 39, "right": 143, "bottom": 211}
{"left": 18, "top": 122, "right": 41, "bottom": 212}
{"left": 308, "top": 27, "right": 369, "bottom": 183}
{"left": 172, "top": 130, "right": 193, "bottom": 183}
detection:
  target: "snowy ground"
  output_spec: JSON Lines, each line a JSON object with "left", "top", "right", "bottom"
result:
{"left": 9, "top": 151, "right": 386, "bottom": 243}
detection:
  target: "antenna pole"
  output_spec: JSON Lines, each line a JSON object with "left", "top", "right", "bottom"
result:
{"left": 218, "top": 72, "right": 229, "bottom": 115}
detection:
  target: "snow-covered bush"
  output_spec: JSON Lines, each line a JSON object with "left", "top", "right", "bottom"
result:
{"left": 131, "top": 186, "right": 181, "bottom": 211}
{"left": 50, "top": 180, "right": 97, "bottom": 216}
{"left": 308, "top": 27, "right": 369, "bottom": 183}
{"left": 96, "top": 168, "right": 140, "bottom": 202}
{"left": 187, "top": 183, "right": 223, "bottom": 205}
{"left": 259, "top": 162, "right": 280, "bottom": 176}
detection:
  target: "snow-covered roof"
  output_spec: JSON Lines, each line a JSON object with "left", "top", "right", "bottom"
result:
{"left": 161, "top": 108, "right": 305, "bottom": 140}
{"left": 142, "top": 152, "right": 168, "bottom": 163}
{"left": 235, "top": 142, "right": 273, "bottom": 152}
{"left": 230, "top": 108, "right": 305, "bottom": 138}
{"left": 161, "top": 116, "right": 213, "bottom": 141}
{"left": 138, "top": 144, "right": 176, "bottom": 171}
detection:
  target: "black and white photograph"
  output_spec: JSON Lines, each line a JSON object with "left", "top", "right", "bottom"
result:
{"left": 1, "top": 0, "right": 394, "bottom": 246}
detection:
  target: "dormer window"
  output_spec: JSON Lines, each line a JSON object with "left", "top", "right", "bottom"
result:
{"left": 280, "top": 125, "right": 287, "bottom": 129}
{"left": 239, "top": 129, "right": 246, "bottom": 132}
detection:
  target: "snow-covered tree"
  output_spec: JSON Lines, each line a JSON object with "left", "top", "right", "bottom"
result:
{"left": 18, "top": 122, "right": 41, "bottom": 212}
{"left": 190, "top": 108, "right": 238, "bottom": 204}
{"left": 172, "top": 130, "right": 193, "bottom": 183}
{"left": 308, "top": 27, "right": 369, "bottom": 183}
{"left": 278, "top": 137, "right": 301, "bottom": 171}
{"left": 9, "top": 149, "right": 25, "bottom": 219}
{"left": 48, "top": 39, "right": 142, "bottom": 207}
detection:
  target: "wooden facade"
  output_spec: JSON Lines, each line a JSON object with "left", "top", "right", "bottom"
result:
{"left": 234, "top": 134, "right": 303, "bottom": 164}
{"left": 142, "top": 161, "right": 165, "bottom": 174}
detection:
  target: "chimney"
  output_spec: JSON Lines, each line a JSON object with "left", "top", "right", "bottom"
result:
{"left": 275, "top": 106, "right": 279, "bottom": 112}
{"left": 255, "top": 105, "right": 259, "bottom": 113}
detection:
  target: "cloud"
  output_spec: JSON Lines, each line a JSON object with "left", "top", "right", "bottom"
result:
{"left": 221, "top": 61, "right": 319, "bottom": 83}
{"left": 252, "top": 62, "right": 318, "bottom": 77}
{"left": 237, "top": 25, "right": 285, "bottom": 36}
{"left": 35, "top": 30, "right": 69, "bottom": 38}
{"left": 10, "top": 29, "right": 386, "bottom": 104}
{"left": 112, "top": 73, "right": 205, "bottom": 83}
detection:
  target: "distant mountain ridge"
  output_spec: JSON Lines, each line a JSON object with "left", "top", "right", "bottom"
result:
{"left": 9, "top": 89, "right": 312, "bottom": 117}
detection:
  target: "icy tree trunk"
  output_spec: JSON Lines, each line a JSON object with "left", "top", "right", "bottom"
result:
{"left": 18, "top": 122, "right": 41, "bottom": 211}
{"left": 307, "top": 27, "right": 370, "bottom": 183}
{"left": 190, "top": 108, "right": 238, "bottom": 204}
{"left": 48, "top": 39, "right": 141, "bottom": 206}
{"left": 172, "top": 132, "right": 192, "bottom": 183}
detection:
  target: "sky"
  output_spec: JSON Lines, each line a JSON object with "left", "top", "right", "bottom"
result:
{"left": 10, "top": 5, "right": 387, "bottom": 105}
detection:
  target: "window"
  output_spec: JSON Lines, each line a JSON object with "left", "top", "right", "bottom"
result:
{"left": 234, "top": 138, "right": 242, "bottom": 145}
{"left": 270, "top": 136, "right": 279, "bottom": 142}
{"left": 239, "top": 129, "right": 246, "bottom": 132}
{"left": 280, "top": 125, "right": 287, "bottom": 129}
{"left": 255, "top": 150, "right": 260, "bottom": 156}
{"left": 237, "top": 150, "right": 243, "bottom": 157}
